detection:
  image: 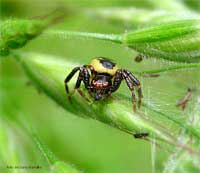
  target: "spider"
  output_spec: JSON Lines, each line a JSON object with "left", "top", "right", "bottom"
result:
{"left": 64, "top": 57, "right": 143, "bottom": 112}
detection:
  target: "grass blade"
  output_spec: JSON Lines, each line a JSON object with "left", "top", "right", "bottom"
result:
{"left": 12, "top": 52, "right": 200, "bottom": 155}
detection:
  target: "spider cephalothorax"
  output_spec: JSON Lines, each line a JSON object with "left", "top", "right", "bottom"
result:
{"left": 64, "top": 57, "right": 142, "bottom": 112}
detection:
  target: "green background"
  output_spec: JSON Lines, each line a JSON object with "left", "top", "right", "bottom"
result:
{"left": 1, "top": 0, "right": 199, "bottom": 173}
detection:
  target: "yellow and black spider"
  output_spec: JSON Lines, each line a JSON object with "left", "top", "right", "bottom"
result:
{"left": 64, "top": 57, "right": 142, "bottom": 112}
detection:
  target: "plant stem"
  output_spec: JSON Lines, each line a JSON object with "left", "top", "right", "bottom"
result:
{"left": 31, "top": 132, "right": 58, "bottom": 165}
{"left": 44, "top": 30, "right": 122, "bottom": 44}
{"left": 12, "top": 52, "right": 200, "bottom": 156}
{"left": 134, "top": 63, "right": 200, "bottom": 75}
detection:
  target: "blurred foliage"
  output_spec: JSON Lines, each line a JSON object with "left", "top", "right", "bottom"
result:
{"left": 183, "top": 0, "right": 200, "bottom": 12}
{"left": 1, "top": 0, "right": 200, "bottom": 173}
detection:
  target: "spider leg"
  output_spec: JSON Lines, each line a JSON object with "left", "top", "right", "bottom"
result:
{"left": 137, "top": 86, "right": 142, "bottom": 108}
{"left": 109, "top": 69, "right": 141, "bottom": 112}
{"left": 75, "top": 67, "right": 92, "bottom": 103}
{"left": 84, "top": 65, "right": 94, "bottom": 71}
{"left": 74, "top": 75, "right": 86, "bottom": 100}
{"left": 82, "top": 67, "right": 91, "bottom": 89}
{"left": 122, "top": 70, "right": 143, "bottom": 108}
{"left": 64, "top": 67, "right": 81, "bottom": 101}
{"left": 121, "top": 71, "right": 137, "bottom": 112}
{"left": 76, "top": 88, "right": 91, "bottom": 102}
{"left": 64, "top": 66, "right": 92, "bottom": 102}
{"left": 109, "top": 70, "right": 123, "bottom": 93}
{"left": 128, "top": 82, "right": 137, "bottom": 112}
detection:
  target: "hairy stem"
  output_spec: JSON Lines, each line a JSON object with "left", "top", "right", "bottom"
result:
{"left": 134, "top": 63, "right": 200, "bottom": 75}
{"left": 12, "top": 52, "right": 200, "bottom": 155}
{"left": 44, "top": 30, "right": 122, "bottom": 44}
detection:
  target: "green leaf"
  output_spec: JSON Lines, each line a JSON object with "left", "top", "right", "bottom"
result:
{"left": 0, "top": 10, "right": 65, "bottom": 56}
{"left": 45, "top": 19, "right": 200, "bottom": 63}
{"left": 122, "top": 20, "right": 200, "bottom": 63}
{"left": 13, "top": 52, "right": 200, "bottom": 155}
{"left": 31, "top": 129, "right": 82, "bottom": 173}
{"left": 0, "top": 19, "right": 46, "bottom": 56}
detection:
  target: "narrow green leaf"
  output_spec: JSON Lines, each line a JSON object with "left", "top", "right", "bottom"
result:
{"left": 45, "top": 19, "right": 200, "bottom": 63}
{"left": 31, "top": 133, "right": 58, "bottom": 165}
{"left": 30, "top": 128, "right": 82, "bottom": 173}
{"left": 134, "top": 63, "right": 200, "bottom": 75}
{"left": 123, "top": 20, "right": 199, "bottom": 43}
{"left": 13, "top": 52, "right": 200, "bottom": 155}
{"left": 45, "top": 30, "right": 122, "bottom": 44}
{"left": 0, "top": 19, "right": 46, "bottom": 56}
{"left": 122, "top": 20, "right": 200, "bottom": 63}
{"left": 0, "top": 10, "right": 64, "bottom": 56}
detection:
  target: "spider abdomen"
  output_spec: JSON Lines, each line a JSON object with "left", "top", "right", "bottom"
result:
{"left": 90, "top": 57, "right": 119, "bottom": 76}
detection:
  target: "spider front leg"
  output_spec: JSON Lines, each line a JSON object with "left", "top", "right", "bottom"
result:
{"left": 75, "top": 68, "right": 92, "bottom": 103}
{"left": 121, "top": 71, "right": 137, "bottom": 112}
{"left": 109, "top": 70, "right": 123, "bottom": 94}
{"left": 64, "top": 66, "right": 91, "bottom": 102}
{"left": 64, "top": 67, "right": 81, "bottom": 101}
{"left": 126, "top": 78, "right": 137, "bottom": 112}
{"left": 122, "top": 70, "right": 143, "bottom": 108}
{"left": 109, "top": 70, "right": 137, "bottom": 112}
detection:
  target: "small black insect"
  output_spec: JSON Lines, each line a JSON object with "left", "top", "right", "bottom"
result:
{"left": 64, "top": 57, "right": 143, "bottom": 112}
{"left": 133, "top": 133, "right": 149, "bottom": 138}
